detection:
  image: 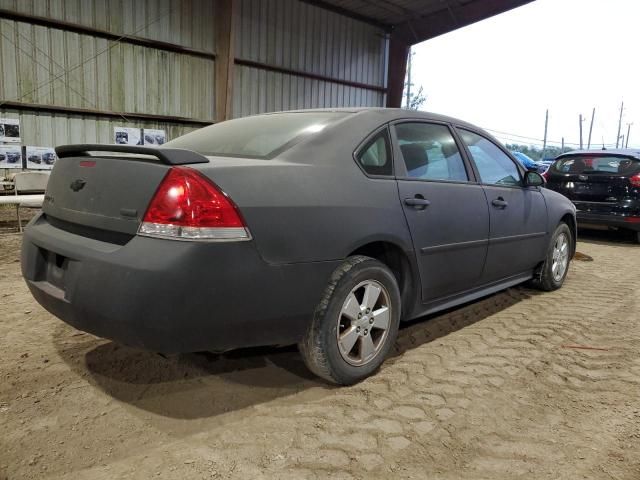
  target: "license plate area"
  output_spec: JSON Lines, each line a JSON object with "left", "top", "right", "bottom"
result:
{"left": 34, "top": 249, "right": 69, "bottom": 291}
{"left": 573, "top": 201, "right": 617, "bottom": 214}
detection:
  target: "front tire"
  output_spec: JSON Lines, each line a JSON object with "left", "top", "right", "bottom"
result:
{"left": 532, "top": 222, "right": 573, "bottom": 291}
{"left": 299, "top": 256, "right": 401, "bottom": 385}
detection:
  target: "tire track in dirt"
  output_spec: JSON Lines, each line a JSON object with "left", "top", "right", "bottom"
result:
{"left": 1, "top": 233, "right": 640, "bottom": 479}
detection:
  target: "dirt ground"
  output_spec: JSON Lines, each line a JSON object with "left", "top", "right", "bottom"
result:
{"left": 1, "top": 206, "right": 639, "bottom": 479}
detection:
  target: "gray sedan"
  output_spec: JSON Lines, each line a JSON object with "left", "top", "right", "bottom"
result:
{"left": 21, "top": 109, "right": 576, "bottom": 384}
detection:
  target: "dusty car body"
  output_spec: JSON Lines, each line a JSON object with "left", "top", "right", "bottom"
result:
{"left": 21, "top": 109, "right": 576, "bottom": 384}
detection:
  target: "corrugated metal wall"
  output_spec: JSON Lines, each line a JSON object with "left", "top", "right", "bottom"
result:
{"left": 0, "top": 0, "right": 388, "bottom": 150}
{"left": 233, "top": 67, "right": 384, "bottom": 116}
{"left": 232, "top": 0, "right": 387, "bottom": 117}
{"left": 0, "top": 0, "right": 215, "bottom": 52}
{"left": 0, "top": 108, "right": 198, "bottom": 146}
{"left": 0, "top": 19, "right": 215, "bottom": 118}
{"left": 0, "top": 0, "right": 215, "bottom": 149}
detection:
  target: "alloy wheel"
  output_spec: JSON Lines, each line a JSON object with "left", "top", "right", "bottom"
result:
{"left": 336, "top": 280, "right": 391, "bottom": 366}
{"left": 551, "top": 232, "right": 569, "bottom": 282}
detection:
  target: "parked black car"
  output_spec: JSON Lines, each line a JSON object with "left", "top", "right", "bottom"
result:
{"left": 21, "top": 109, "right": 576, "bottom": 384}
{"left": 544, "top": 149, "right": 640, "bottom": 243}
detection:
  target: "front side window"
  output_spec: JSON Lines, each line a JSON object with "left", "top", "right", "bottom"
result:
{"left": 459, "top": 129, "right": 521, "bottom": 186}
{"left": 356, "top": 130, "right": 392, "bottom": 176}
{"left": 394, "top": 123, "right": 468, "bottom": 182}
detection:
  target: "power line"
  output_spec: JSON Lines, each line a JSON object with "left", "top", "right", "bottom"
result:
{"left": 483, "top": 127, "right": 588, "bottom": 147}
{"left": 483, "top": 123, "right": 628, "bottom": 148}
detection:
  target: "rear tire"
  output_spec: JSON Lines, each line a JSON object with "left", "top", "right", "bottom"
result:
{"left": 299, "top": 256, "right": 401, "bottom": 385}
{"left": 531, "top": 222, "right": 573, "bottom": 291}
{"left": 634, "top": 230, "right": 640, "bottom": 244}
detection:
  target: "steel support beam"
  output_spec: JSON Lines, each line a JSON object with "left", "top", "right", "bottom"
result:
{"left": 214, "top": 0, "right": 236, "bottom": 122}
{"left": 0, "top": 101, "right": 212, "bottom": 126}
{"left": 392, "top": 0, "right": 534, "bottom": 45}
{"left": 234, "top": 59, "right": 387, "bottom": 93}
{"left": 0, "top": 8, "right": 215, "bottom": 60}
{"left": 385, "top": 37, "right": 410, "bottom": 108}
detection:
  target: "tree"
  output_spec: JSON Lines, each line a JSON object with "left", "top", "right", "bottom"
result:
{"left": 505, "top": 143, "right": 573, "bottom": 161}
{"left": 407, "top": 86, "right": 427, "bottom": 111}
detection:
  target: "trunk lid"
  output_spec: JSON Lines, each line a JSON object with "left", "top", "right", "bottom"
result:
{"left": 43, "top": 145, "right": 209, "bottom": 235}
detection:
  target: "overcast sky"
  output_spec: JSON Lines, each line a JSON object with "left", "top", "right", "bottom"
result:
{"left": 412, "top": 0, "right": 640, "bottom": 151}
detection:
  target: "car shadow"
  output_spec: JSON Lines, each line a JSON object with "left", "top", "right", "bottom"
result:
{"left": 577, "top": 227, "right": 638, "bottom": 246}
{"left": 53, "top": 325, "right": 326, "bottom": 420}
{"left": 53, "top": 287, "right": 536, "bottom": 420}
{"left": 394, "top": 286, "right": 538, "bottom": 356}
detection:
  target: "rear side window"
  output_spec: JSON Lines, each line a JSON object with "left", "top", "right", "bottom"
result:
{"left": 356, "top": 130, "right": 392, "bottom": 176}
{"left": 459, "top": 129, "right": 521, "bottom": 186}
{"left": 552, "top": 156, "right": 640, "bottom": 174}
{"left": 165, "top": 112, "right": 350, "bottom": 159}
{"left": 394, "top": 122, "right": 468, "bottom": 182}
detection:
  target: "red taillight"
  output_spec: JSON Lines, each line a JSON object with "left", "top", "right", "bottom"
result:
{"left": 139, "top": 167, "right": 250, "bottom": 241}
{"left": 624, "top": 216, "right": 640, "bottom": 224}
{"left": 541, "top": 171, "right": 549, "bottom": 182}
{"left": 630, "top": 174, "right": 640, "bottom": 187}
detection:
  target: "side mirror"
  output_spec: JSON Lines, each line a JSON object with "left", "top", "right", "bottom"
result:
{"left": 525, "top": 171, "right": 545, "bottom": 187}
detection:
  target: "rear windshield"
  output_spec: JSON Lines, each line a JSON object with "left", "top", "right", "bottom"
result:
{"left": 165, "top": 112, "right": 350, "bottom": 159}
{"left": 552, "top": 155, "right": 640, "bottom": 175}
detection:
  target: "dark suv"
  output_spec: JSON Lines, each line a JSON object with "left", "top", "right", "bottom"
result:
{"left": 544, "top": 149, "right": 640, "bottom": 242}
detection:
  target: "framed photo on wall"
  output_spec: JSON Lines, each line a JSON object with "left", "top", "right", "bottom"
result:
{"left": 0, "top": 145, "right": 23, "bottom": 169}
{"left": 0, "top": 118, "right": 21, "bottom": 144}
{"left": 114, "top": 126, "right": 142, "bottom": 145}
{"left": 25, "top": 146, "right": 57, "bottom": 170}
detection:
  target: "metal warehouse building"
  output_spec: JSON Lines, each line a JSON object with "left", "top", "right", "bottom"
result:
{"left": 0, "top": 0, "right": 531, "bottom": 147}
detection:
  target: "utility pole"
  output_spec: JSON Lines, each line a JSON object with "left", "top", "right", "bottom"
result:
{"left": 579, "top": 114, "right": 584, "bottom": 149}
{"left": 616, "top": 101, "right": 624, "bottom": 148}
{"left": 541, "top": 109, "right": 548, "bottom": 160}
{"left": 405, "top": 48, "right": 412, "bottom": 109}
{"left": 626, "top": 123, "right": 632, "bottom": 148}
{"left": 587, "top": 107, "right": 595, "bottom": 149}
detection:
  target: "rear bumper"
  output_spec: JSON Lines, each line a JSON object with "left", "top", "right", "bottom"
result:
{"left": 576, "top": 211, "right": 640, "bottom": 232}
{"left": 21, "top": 214, "right": 339, "bottom": 353}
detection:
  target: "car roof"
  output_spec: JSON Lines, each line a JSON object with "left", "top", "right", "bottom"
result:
{"left": 258, "top": 107, "right": 481, "bottom": 130}
{"left": 556, "top": 149, "right": 640, "bottom": 160}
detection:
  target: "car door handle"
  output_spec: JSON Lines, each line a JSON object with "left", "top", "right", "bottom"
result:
{"left": 404, "top": 197, "right": 431, "bottom": 208}
{"left": 491, "top": 197, "right": 508, "bottom": 209}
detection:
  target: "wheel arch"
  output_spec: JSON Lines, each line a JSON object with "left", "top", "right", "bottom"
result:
{"left": 560, "top": 213, "right": 577, "bottom": 257}
{"left": 347, "top": 240, "right": 417, "bottom": 320}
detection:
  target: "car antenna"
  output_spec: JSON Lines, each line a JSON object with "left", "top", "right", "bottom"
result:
{"left": 601, "top": 137, "right": 606, "bottom": 150}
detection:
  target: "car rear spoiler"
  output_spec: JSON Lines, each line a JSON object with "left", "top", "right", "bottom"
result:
{"left": 55, "top": 144, "right": 209, "bottom": 166}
